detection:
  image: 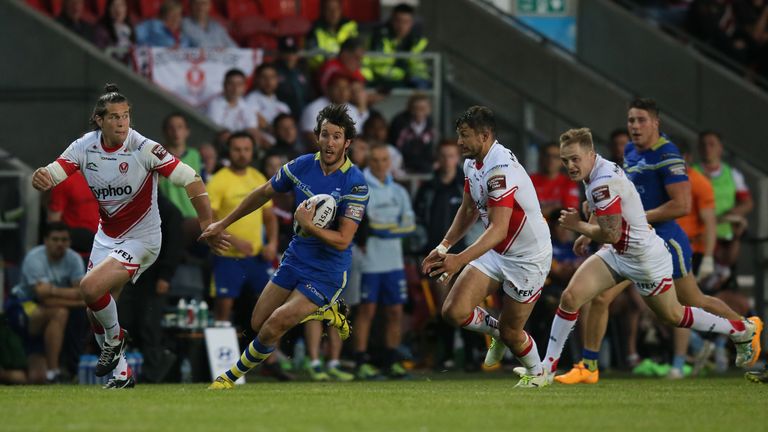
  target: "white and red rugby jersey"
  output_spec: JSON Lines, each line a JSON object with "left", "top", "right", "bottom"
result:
{"left": 55, "top": 129, "right": 180, "bottom": 239}
{"left": 584, "top": 154, "right": 656, "bottom": 256}
{"left": 463, "top": 141, "right": 550, "bottom": 257}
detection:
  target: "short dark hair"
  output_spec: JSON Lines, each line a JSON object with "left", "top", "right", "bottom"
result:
{"left": 226, "top": 131, "right": 256, "bottom": 149}
{"left": 162, "top": 112, "right": 187, "bottom": 131}
{"left": 455, "top": 105, "right": 495, "bottom": 135}
{"left": 610, "top": 128, "right": 629, "bottom": 141}
{"left": 698, "top": 130, "right": 722, "bottom": 143}
{"left": 272, "top": 113, "right": 295, "bottom": 130}
{"left": 340, "top": 37, "right": 364, "bottom": 53}
{"left": 628, "top": 97, "right": 660, "bottom": 117}
{"left": 314, "top": 104, "right": 356, "bottom": 141}
{"left": 90, "top": 83, "right": 130, "bottom": 130}
{"left": 44, "top": 222, "right": 70, "bottom": 238}
{"left": 255, "top": 62, "right": 277, "bottom": 76}
{"left": 224, "top": 68, "right": 246, "bottom": 83}
{"left": 393, "top": 3, "right": 415, "bottom": 15}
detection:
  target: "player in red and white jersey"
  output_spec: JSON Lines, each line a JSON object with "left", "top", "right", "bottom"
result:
{"left": 32, "top": 84, "right": 228, "bottom": 388}
{"left": 541, "top": 128, "right": 759, "bottom": 382}
{"left": 422, "top": 106, "right": 552, "bottom": 388}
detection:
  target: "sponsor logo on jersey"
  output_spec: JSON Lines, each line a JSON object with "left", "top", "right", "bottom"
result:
{"left": 151, "top": 144, "right": 168, "bottom": 161}
{"left": 591, "top": 185, "right": 610, "bottom": 203}
{"left": 487, "top": 175, "right": 507, "bottom": 192}
{"left": 86, "top": 162, "right": 98, "bottom": 171}
{"left": 344, "top": 203, "right": 365, "bottom": 221}
{"left": 119, "top": 162, "right": 129, "bottom": 174}
{"left": 350, "top": 184, "right": 368, "bottom": 194}
{"left": 113, "top": 249, "right": 134, "bottom": 263}
{"left": 91, "top": 184, "right": 133, "bottom": 199}
{"left": 669, "top": 163, "right": 687, "bottom": 176}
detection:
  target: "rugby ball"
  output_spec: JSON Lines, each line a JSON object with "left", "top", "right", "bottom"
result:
{"left": 294, "top": 194, "right": 337, "bottom": 237}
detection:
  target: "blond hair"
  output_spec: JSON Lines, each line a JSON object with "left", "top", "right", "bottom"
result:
{"left": 559, "top": 128, "right": 594, "bottom": 151}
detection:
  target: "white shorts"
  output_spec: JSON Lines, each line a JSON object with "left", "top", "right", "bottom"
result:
{"left": 469, "top": 249, "right": 552, "bottom": 303}
{"left": 88, "top": 230, "right": 161, "bottom": 284}
{"left": 595, "top": 236, "right": 673, "bottom": 297}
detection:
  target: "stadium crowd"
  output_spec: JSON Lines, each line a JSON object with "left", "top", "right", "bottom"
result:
{"left": 0, "top": 0, "right": 761, "bottom": 385}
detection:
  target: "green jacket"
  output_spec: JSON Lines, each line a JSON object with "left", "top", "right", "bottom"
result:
{"left": 159, "top": 147, "right": 201, "bottom": 218}
{"left": 305, "top": 18, "right": 358, "bottom": 70}
{"left": 364, "top": 23, "right": 429, "bottom": 83}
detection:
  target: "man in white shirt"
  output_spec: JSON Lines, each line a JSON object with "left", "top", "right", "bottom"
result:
{"left": 182, "top": 0, "right": 236, "bottom": 48}
{"left": 207, "top": 69, "right": 260, "bottom": 133}
{"left": 245, "top": 63, "right": 291, "bottom": 127}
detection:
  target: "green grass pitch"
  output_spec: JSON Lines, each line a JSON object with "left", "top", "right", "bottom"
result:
{"left": 1, "top": 375, "right": 764, "bottom": 431}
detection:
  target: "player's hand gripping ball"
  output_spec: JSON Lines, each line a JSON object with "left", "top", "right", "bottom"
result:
{"left": 294, "top": 194, "right": 337, "bottom": 237}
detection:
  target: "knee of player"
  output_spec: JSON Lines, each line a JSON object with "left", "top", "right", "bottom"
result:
{"left": 440, "top": 302, "right": 466, "bottom": 327}
{"left": 559, "top": 289, "right": 582, "bottom": 312}
{"left": 591, "top": 292, "right": 612, "bottom": 310}
{"left": 385, "top": 305, "right": 404, "bottom": 321}
{"left": 79, "top": 277, "right": 100, "bottom": 303}
{"left": 661, "top": 306, "right": 684, "bottom": 326}
{"left": 52, "top": 307, "right": 69, "bottom": 321}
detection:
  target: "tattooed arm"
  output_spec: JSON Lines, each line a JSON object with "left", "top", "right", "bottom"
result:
{"left": 559, "top": 208, "right": 622, "bottom": 244}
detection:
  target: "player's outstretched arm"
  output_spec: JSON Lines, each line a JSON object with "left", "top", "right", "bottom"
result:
{"left": 295, "top": 200, "right": 359, "bottom": 251}
{"left": 421, "top": 191, "right": 478, "bottom": 275}
{"left": 559, "top": 208, "right": 621, "bottom": 244}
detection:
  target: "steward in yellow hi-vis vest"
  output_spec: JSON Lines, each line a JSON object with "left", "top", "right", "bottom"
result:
{"left": 305, "top": 0, "right": 358, "bottom": 70}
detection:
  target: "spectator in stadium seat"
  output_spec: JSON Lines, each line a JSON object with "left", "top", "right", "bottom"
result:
{"left": 275, "top": 36, "right": 313, "bottom": 118}
{"left": 10, "top": 223, "right": 85, "bottom": 384}
{"left": 389, "top": 93, "right": 437, "bottom": 174}
{"left": 349, "top": 136, "right": 370, "bottom": 169}
{"left": 305, "top": 0, "right": 359, "bottom": 70}
{"left": 367, "top": 3, "right": 430, "bottom": 89}
{"left": 207, "top": 69, "right": 261, "bottom": 135}
{"left": 317, "top": 37, "right": 367, "bottom": 95}
{"left": 363, "top": 112, "right": 405, "bottom": 178}
{"left": 94, "top": 0, "right": 135, "bottom": 64}
{"left": 608, "top": 128, "right": 630, "bottom": 165}
{"left": 245, "top": 63, "right": 291, "bottom": 129}
{"left": 158, "top": 113, "right": 204, "bottom": 244}
{"left": 182, "top": 0, "right": 236, "bottom": 49}
{"left": 135, "top": 0, "right": 192, "bottom": 48}
{"left": 118, "top": 194, "right": 182, "bottom": 383}
{"left": 300, "top": 73, "right": 364, "bottom": 146}
{"left": 530, "top": 142, "right": 581, "bottom": 219}
{"left": 694, "top": 131, "right": 754, "bottom": 286}
{"left": 57, "top": 0, "right": 96, "bottom": 43}
{"left": 268, "top": 113, "right": 302, "bottom": 160}
{"left": 48, "top": 171, "right": 99, "bottom": 259}
{"left": 199, "top": 142, "right": 220, "bottom": 181}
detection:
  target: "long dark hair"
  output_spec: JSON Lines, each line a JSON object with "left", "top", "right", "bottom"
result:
{"left": 90, "top": 84, "right": 130, "bottom": 130}
{"left": 99, "top": 0, "right": 135, "bottom": 44}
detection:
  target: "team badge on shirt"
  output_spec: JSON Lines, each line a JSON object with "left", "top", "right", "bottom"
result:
{"left": 119, "top": 162, "right": 129, "bottom": 174}
{"left": 151, "top": 144, "right": 168, "bottom": 160}
{"left": 591, "top": 185, "right": 610, "bottom": 202}
{"left": 487, "top": 175, "right": 507, "bottom": 192}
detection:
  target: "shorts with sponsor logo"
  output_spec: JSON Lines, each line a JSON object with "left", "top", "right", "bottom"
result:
{"left": 88, "top": 230, "right": 160, "bottom": 284}
{"left": 595, "top": 236, "right": 673, "bottom": 297}
{"left": 469, "top": 249, "right": 551, "bottom": 303}
{"left": 270, "top": 254, "right": 347, "bottom": 307}
{"left": 360, "top": 269, "right": 407, "bottom": 305}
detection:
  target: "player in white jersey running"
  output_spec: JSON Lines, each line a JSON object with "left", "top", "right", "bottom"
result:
{"left": 541, "top": 128, "right": 760, "bottom": 381}
{"left": 422, "top": 106, "right": 552, "bottom": 388}
{"left": 31, "top": 84, "right": 228, "bottom": 388}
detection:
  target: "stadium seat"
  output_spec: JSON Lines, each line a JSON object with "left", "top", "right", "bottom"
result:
{"left": 299, "top": 0, "right": 319, "bottom": 21}
{"left": 274, "top": 15, "right": 310, "bottom": 37}
{"left": 89, "top": 0, "right": 107, "bottom": 16}
{"left": 232, "top": 14, "right": 273, "bottom": 45}
{"left": 260, "top": 0, "right": 297, "bottom": 21}
{"left": 342, "top": 0, "right": 380, "bottom": 23}
{"left": 225, "top": 0, "right": 260, "bottom": 19}
{"left": 49, "top": 0, "right": 98, "bottom": 22}
{"left": 245, "top": 33, "right": 278, "bottom": 59}
{"left": 136, "top": 0, "right": 163, "bottom": 18}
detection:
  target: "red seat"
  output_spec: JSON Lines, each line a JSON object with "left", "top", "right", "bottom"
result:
{"left": 299, "top": 0, "right": 319, "bottom": 21}
{"left": 25, "top": 0, "right": 49, "bottom": 14}
{"left": 245, "top": 33, "right": 278, "bottom": 61}
{"left": 225, "top": 0, "right": 260, "bottom": 19}
{"left": 89, "top": 0, "right": 107, "bottom": 16}
{"left": 232, "top": 14, "right": 273, "bottom": 44}
{"left": 274, "top": 15, "right": 310, "bottom": 37}
{"left": 136, "top": 0, "right": 163, "bottom": 18}
{"left": 260, "top": 0, "right": 297, "bottom": 20}
{"left": 342, "top": 0, "right": 379, "bottom": 23}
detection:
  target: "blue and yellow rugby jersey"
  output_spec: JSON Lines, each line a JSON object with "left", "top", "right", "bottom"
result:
{"left": 623, "top": 135, "right": 688, "bottom": 236}
{"left": 270, "top": 152, "right": 369, "bottom": 272}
